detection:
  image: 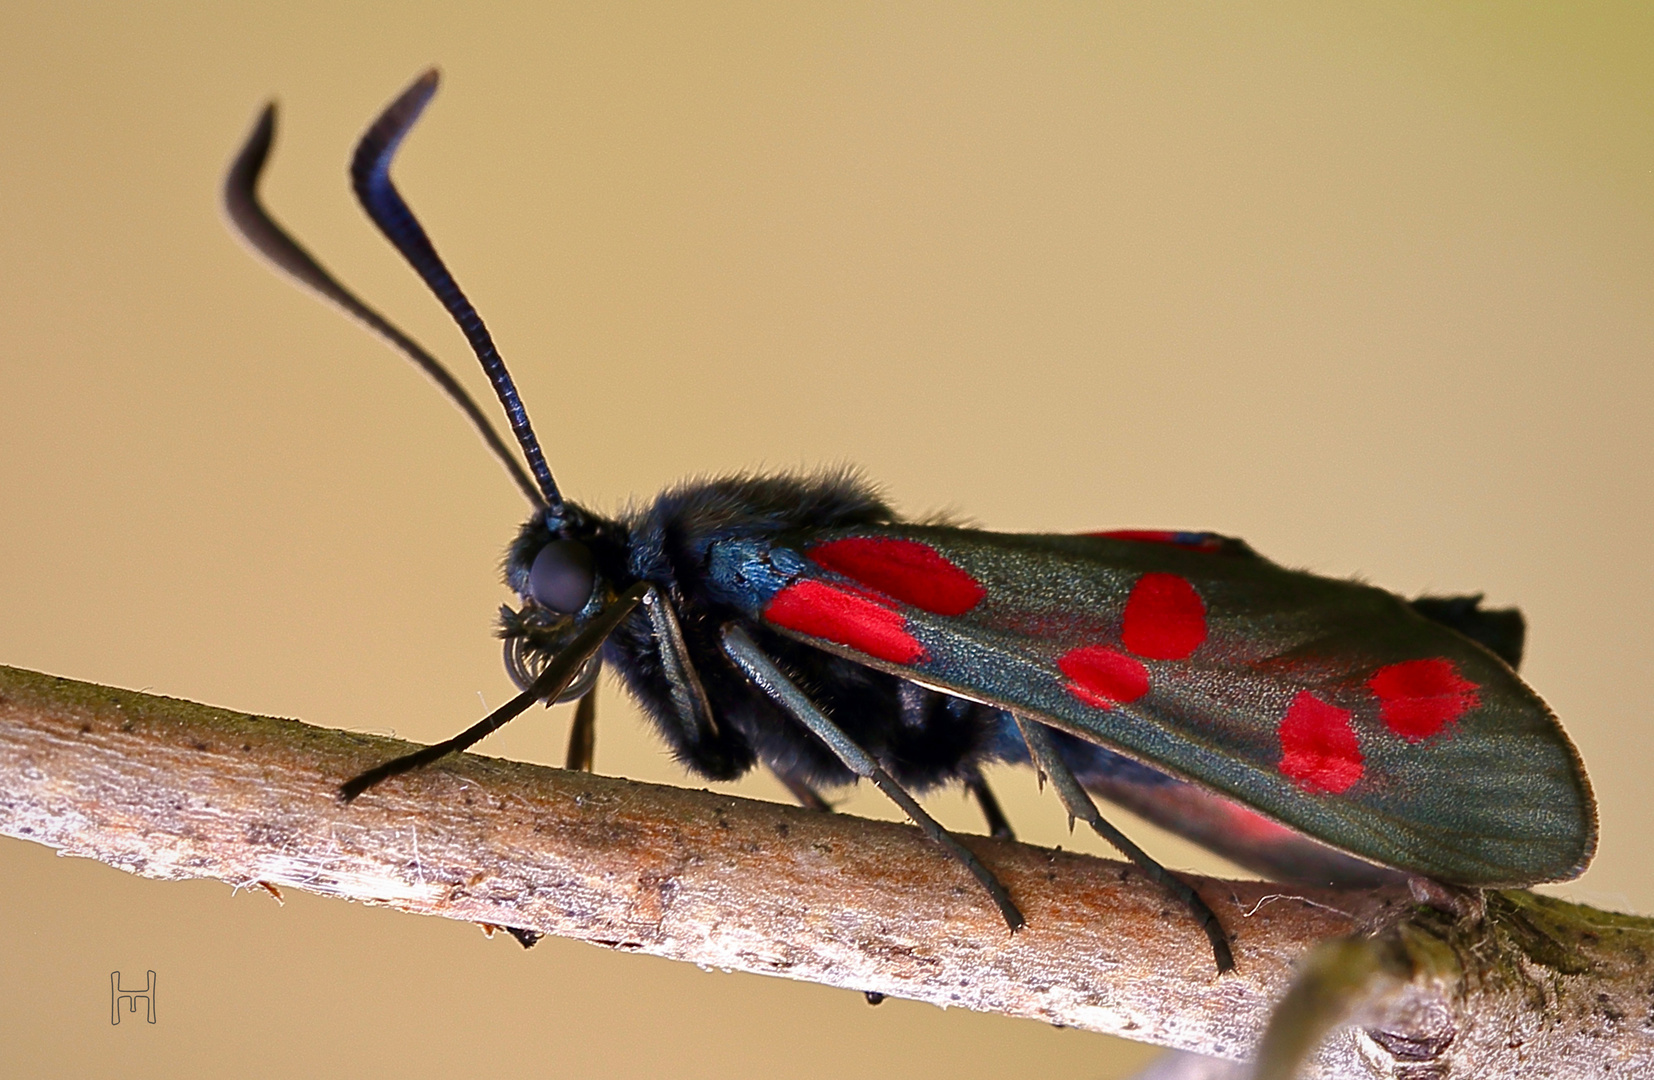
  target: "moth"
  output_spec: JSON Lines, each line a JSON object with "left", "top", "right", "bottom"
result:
{"left": 224, "top": 70, "right": 1597, "bottom": 973}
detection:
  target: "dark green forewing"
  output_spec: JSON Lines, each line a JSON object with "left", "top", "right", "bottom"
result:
{"left": 744, "top": 525, "right": 1595, "bottom": 886}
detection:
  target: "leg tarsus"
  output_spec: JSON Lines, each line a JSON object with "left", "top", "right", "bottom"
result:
{"left": 865, "top": 765, "right": 1026, "bottom": 931}
{"left": 1014, "top": 713, "right": 1234, "bottom": 973}
{"left": 772, "top": 766, "right": 834, "bottom": 812}
{"left": 964, "top": 768, "right": 1015, "bottom": 840}
{"left": 721, "top": 624, "right": 1024, "bottom": 932}
{"left": 565, "top": 686, "right": 596, "bottom": 772}
{"left": 340, "top": 583, "right": 646, "bottom": 801}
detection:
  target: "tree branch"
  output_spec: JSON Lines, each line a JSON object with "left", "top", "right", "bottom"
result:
{"left": 1, "top": 664, "right": 1648, "bottom": 1078}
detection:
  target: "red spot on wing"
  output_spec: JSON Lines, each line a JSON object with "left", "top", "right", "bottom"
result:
{"left": 1368, "top": 659, "right": 1480, "bottom": 742}
{"left": 1277, "top": 691, "right": 1364, "bottom": 794}
{"left": 808, "top": 537, "right": 986, "bottom": 616}
{"left": 1217, "top": 802, "right": 1305, "bottom": 844}
{"left": 1086, "top": 529, "right": 1183, "bottom": 544}
{"left": 1084, "top": 529, "right": 1228, "bottom": 553}
{"left": 1058, "top": 646, "right": 1150, "bottom": 709}
{"left": 1121, "top": 573, "right": 1207, "bottom": 660}
{"left": 764, "top": 579, "right": 927, "bottom": 664}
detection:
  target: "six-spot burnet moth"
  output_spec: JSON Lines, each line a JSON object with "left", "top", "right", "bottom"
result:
{"left": 223, "top": 69, "right": 1596, "bottom": 974}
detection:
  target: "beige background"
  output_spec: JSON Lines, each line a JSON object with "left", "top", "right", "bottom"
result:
{"left": 2, "top": 4, "right": 1650, "bottom": 1078}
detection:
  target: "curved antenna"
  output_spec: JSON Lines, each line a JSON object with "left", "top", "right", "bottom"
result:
{"left": 350, "top": 69, "right": 563, "bottom": 515}
{"left": 222, "top": 100, "right": 545, "bottom": 508}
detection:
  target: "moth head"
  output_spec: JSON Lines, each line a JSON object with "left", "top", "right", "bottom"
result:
{"left": 498, "top": 508, "right": 615, "bottom": 702}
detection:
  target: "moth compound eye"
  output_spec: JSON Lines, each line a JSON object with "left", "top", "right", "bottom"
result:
{"left": 529, "top": 540, "right": 596, "bottom": 614}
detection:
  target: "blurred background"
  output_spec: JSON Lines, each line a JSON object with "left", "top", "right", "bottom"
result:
{"left": 1, "top": 4, "right": 1649, "bottom": 1077}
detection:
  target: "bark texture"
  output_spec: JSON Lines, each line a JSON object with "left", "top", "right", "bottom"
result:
{"left": 1, "top": 664, "right": 1649, "bottom": 1078}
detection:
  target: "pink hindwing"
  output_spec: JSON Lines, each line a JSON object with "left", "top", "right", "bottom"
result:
{"left": 754, "top": 524, "right": 1595, "bottom": 886}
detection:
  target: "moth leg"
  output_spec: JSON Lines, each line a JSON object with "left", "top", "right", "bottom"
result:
{"left": 771, "top": 767, "right": 834, "bottom": 812}
{"left": 565, "top": 684, "right": 596, "bottom": 772}
{"left": 642, "top": 585, "right": 721, "bottom": 743}
{"left": 340, "top": 582, "right": 647, "bottom": 801}
{"left": 721, "top": 624, "right": 1024, "bottom": 931}
{"left": 962, "top": 766, "right": 1016, "bottom": 841}
{"left": 1013, "top": 712, "right": 1234, "bottom": 973}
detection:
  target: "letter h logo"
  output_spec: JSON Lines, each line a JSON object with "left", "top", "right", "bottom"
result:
{"left": 111, "top": 970, "right": 156, "bottom": 1025}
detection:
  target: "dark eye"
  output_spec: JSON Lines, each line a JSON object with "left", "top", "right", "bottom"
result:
{"left": 528, "top": 539, "right": 596, "bottom": 614}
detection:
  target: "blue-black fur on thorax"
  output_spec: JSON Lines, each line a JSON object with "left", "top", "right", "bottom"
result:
{"left": 500, "top": 470, "right": 1039, "bottom": 792}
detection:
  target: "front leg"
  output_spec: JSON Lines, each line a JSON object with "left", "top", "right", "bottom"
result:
{"left": 961, "top": 765, "right": 1015, "bottom": 841}
{"left": 642, "top": 585, "right": 720, "bottom": 742}
{"left": 720, "top": 624, "right": 1024, "bottom": 932}
{"left": 565, "top": 686, "right": 596, "bottom": 772}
